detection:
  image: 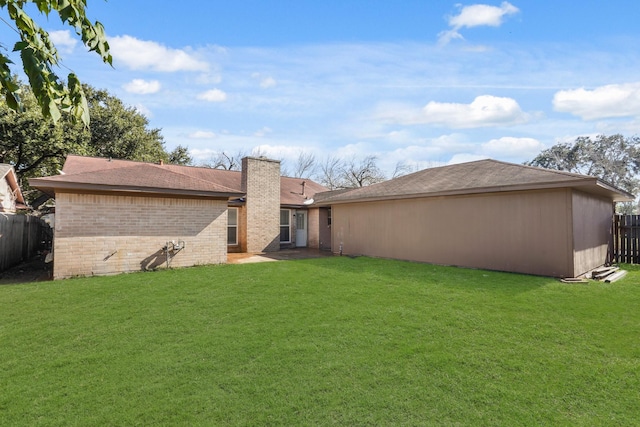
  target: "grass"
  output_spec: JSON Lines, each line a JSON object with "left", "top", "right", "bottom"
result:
{"left": 1, "top": 257, "right": 639, "bottom": 426}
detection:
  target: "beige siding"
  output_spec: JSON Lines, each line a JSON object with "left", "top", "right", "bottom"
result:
{"left": 54, "top": 192, "right": 228, "bottom": 279}
{"left": 318, "top": 208, "right": 332, "bottom": 250}
{"left": 571, "top": 190, "right": 614, "bottom": 276}
{"left": 332, "top": 189, "right": 574, "bottom": 277}
{"left": 306, "top": 207, "right": 330, "bottom": 249}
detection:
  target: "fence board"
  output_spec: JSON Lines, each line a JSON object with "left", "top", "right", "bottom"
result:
{"left": 612, "top": 214, "right": 640, "bottom": 264}
{"left": 0, "top": 214, "right": 50, "bottom": 272}
{"left": 631, "top": 215, "right": 638, "bottom": 264}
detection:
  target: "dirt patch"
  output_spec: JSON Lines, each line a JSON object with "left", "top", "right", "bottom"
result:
{"left": 0, "top": 256, "right": 53, "bottom": 285}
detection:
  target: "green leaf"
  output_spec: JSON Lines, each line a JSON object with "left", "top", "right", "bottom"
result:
{"left": 68, "top": 73, "right": 89, "bottom": 127}
{"left": 1, "top": 0, "right": 112, "bottom": 125}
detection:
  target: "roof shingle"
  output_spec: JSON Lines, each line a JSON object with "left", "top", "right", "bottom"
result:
{"left": 30, "top": 155, "right": 328, "bottom": 205}
{"left": 318, "top": 159, "right": 634, "bottom": 204}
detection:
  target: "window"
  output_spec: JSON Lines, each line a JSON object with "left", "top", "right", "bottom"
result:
{"left": 280, "top": 209, "right": 291, "bottom": 243}
{"left": 228, "top": 207, "right": 238, "bottom": 245}
{"left": 296, "top": 211, "right": 305, "bottom": 229}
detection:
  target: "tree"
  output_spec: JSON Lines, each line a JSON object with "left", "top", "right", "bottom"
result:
{"left": 316, "top": 154, "right": 387, "bottom": 190}
{"left": 526, "top": 134, "right": 640, "bottom": 213}
{"left": 0, "top": 82, "right": 87, "bottom": 183}
{"left": 342, "top": 155, "right": 386, "bottom": 188}
{"left": 317, "top": 154, "right": 346, "bottom": 190}
{"left": 0, "top": 81, "right": 188, "bottom": 200}
{"left": 291, "top": 150, "right": 317, "bottom": 179}
{"left": 83, "top": 85, "right": 168, "bottom": 162}
{"left": 168, "top": 145, "right": 192, "bottom": 166}
{"left": 391, "top": 160, "right": 415, "bottom": 179}
{"left": 0, "top": 0, "right": 112, "bottom": 126}
{"left": 201, "top": 150, "right": 247, "bottom": 170}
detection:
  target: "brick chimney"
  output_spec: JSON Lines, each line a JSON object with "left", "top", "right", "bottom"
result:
{"left": 241, "top": 156, "right": 281, "bottom": 252}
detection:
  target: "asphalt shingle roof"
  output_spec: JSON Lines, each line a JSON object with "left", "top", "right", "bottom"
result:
{"left": 31, "top": 155, "right": 328, "bottom": 205}
{"left": 319, "top": 159, "right": 634, "bottom": 204}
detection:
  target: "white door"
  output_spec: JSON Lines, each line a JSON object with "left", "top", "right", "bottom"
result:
{"left": 296, "top": 211, "right": 307, "bottom": 247}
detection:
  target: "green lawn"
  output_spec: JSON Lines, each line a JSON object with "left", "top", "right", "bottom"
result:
{"left": 1, "top": 257, "right": 639, "bottom": 426}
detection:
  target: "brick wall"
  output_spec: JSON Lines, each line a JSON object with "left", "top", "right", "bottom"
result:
{"left": 241, "top": 157, "right": 281, "bottom": 252}
{"left": 54, "top": 192, "right": 228, "bottom": 279}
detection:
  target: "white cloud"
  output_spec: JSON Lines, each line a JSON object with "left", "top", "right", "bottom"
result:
{"left": 49, "top": 30, "right": 77, "bottom": 54}
{"left": 189, "top": 148, "right": 219, "bottom": 163}
{"left": 438, "top": 30, "right": 466, "bottom": 45}
{"left": 254, "top": 127, "right": 273, "bottom": 137}
{"left": 197, "top": 88, "right": 227, "bottom": 102}
{"left": 251, "top": 73, "right": 277, "bottom": 88}
{"left": 422, "top": 95, "right": 528, "bottom": 128}
{"left": 252, "top": 144, "right": 303, "bottom": 159}
{"left": 109, "top": 35, "right": 209, "bottom": 72}
{"left": 481, "top": 137, "right": 544, "bottom": 158}
{"left": 189, "top": 131, "right": 217, "bottom": 139}
{"left": 335, "top": 142, "right": 375, "bottom": 159}
{"left": 123, "top": 79, "right": 161, "bottom": 94}
{"left": 260, "top": 77, "right": 277, "bottom": 88}
{"left": 553, "top": 82, "right": 640, "bottom": 120}
{"left": 386, "top": 130, "right": 414, "bottom": 144}
{"left": 448, "top": 153, "right": 490, "bottom": 165}
{"left": 376, "top": 96, "right": 528, "bottom": 128}
{"left": 195, "top": 73, "right": 223, "bottom": 85}
{"left": 439, "top": 2, "right": 519, "bottom": 44}
{"left": 382, "top": 145, "right": 448, "bottom": 172}
{"left": 133, "top": 103, "right": 153, "bottom": 118}
{"left": 450, "top": 2, "right": 519, "bottom": 29}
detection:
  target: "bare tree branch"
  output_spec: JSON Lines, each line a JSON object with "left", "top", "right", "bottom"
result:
{"left": 318, "top": 155, "right": 346, "bottom": 190}
{"left": 200, "top": 150, "right": 247, "bottom": 170}
{"left": 391, "top": 160, "right": 414, "bottom": 178}
{"left": 342, "top": 155, "right": 386, "bottom": 188}
{"left": 292, "top": 151, "right": 317, "bottom": 178}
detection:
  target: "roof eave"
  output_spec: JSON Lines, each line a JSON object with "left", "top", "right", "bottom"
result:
{"left": 28, "top": 179, "right": 245, "bottom": 199}
{"left": 592, "top": 181, "right": 635, "bottom": 202}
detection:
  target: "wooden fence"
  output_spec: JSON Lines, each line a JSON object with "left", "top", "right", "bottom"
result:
{"left": 0, "top": 214, "right": 51, "bottom": 272}
{"left": 611, "top": 214, "right": 640, "bottom": 264}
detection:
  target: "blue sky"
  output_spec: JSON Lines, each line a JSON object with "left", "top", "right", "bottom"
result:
{"left": 3, "top": 1, "right": 640, "bottom": 175}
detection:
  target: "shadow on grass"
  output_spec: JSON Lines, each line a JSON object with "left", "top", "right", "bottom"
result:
{"left": 0, "top": 256, "right": 52, "bottom": 286}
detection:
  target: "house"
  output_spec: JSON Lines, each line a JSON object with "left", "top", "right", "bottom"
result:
{"left": 29, "top": 155, "right": 329, "bottom": 279}
{"left": 317, "top": 159, "right": 634, "bottom": 278}
{"left": 1, "top": 164, "right": 47, "bottom": 273}
{"left": 0, "top": 164, "right": 27, "bottom": 213}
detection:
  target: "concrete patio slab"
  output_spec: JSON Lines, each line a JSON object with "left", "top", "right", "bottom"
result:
{"left": 228, "top": 248, "right": 334, "bottom": 264}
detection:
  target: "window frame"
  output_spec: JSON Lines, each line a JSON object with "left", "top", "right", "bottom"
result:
{"left": 227, "top": 207, "right": 238, "bottom": 246}
{"left": 280, "top": 209, "right": 291, "bottom": 243}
